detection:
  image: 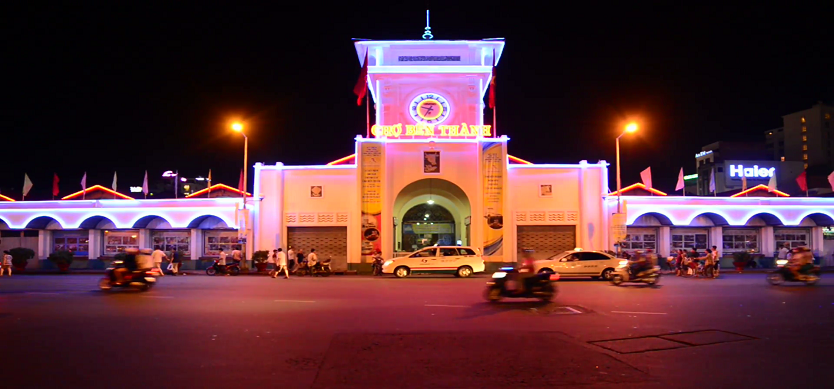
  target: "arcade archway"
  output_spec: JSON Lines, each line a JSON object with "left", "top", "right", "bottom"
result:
{"left": 393, "top": 178, "right": 471, "bottom": 253}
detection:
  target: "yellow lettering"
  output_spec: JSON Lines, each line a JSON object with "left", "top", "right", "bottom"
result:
{"left": 459, "top": 123, "right": 471, "bottom": 136}
{"left": 371, "top": 124, "right": 382, "bottom": 137}
{"left": 448, "top": 125, "right": 459, "bottom": 136}
{"left": 438, "top": 125, "right": 448, "bottom": 136}
{"left": 482, "top": 125, "right": 492, "bottom": 137}
{"left": 406, "top": 125, "right": 416, "bottom": 136}
{"left": 392, "top": 123, "right": 402, "bottom": 137}
{"left": 424, "top": 124, "right": 435, "bottom": 136}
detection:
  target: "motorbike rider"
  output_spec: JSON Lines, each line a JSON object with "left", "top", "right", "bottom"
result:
{"left": 372, "top": 250, "right": 384, "bottom": 276}
{"left": 628, "top": 250, "right": 651, "bottom": 278}
{"left": 789, "top": 247, "right": 814, "bottom": 280}
{"left": 515, "top": 249, "right": 537, "bottom": 294}
{"left": 113, "top": 248, "right": 139, "bottom": 285}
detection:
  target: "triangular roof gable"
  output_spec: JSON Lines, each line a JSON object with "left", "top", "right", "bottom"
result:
{"left": 607, "top": 183, "right": 668, "bottom": 196}
{"left": 62, "top": 185, "right": 134, "bottom": 200}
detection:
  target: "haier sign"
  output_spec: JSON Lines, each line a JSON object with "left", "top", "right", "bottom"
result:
{"left": 728, "top": 164, "right": 775, "bottom": 179}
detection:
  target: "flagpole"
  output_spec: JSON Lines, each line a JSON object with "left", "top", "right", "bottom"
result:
{"left": 493, "top": 105, "right": 497, "bottom": 138}
{"left": 366, "top": 93, "right": 370, "bottom": 138}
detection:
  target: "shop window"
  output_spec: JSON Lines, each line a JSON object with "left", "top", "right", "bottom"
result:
{"left": 803, "top": 144, "right": 808, "bottom": 151}
{"left": 802, "top": 126, "right": 807, "bottom": 132}
{"left": 53, "top": 234, "right": 90, "bottom": 256}
{"left": 774, "top": 230, "right": 809, "bottom": 249}
{"left": 204, "top": 230, "right": 242, "bottom": 257}
{"left": 803, "top": 154, "right": 808, "bottom": 160}
{"left": 621, "top": 233, "right": 656, "bottom": 250}
{"left": 802, "top": 135, "right": 807, "bottom": 142}
{"left": 671, "top": 233, "right": 708, "bottom": 251}
{"left": 104, "top": 231, "right": 139, "bottom": 254}
{"left": 152, "top": 231, "right": 191, "bottom": 257}
{"left": 722, "top": 230, "right": 759, "bottom": 253}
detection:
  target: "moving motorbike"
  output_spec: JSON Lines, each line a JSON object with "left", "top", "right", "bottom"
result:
{"left": 485, "top": 267, "right": 558, "bottom": 303}
{"left": 767, "top": 263, "right": 821, "bottom": 286}
{"left": 99, "top": 261, "right": 157, "bottom": 292}
{"left": 206, "top": 259, "right": 241, "bottom": 276}
{"left": 610, "top": 260, "right": 660, "bottom": 286}
{"left": 310, "top": 258, "right": 332, "bottom": 277}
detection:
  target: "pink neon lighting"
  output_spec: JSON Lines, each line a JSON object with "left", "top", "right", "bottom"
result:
{"left": 607, "top": 183, "right": 668, "bottom": 196}
{"left": 185, "top": 184, "right": 251, "bottom": 198}
{"left": 0, "top": 194, "right": 15, "bottom": 202}
{"left": 62, "top": 185, "right": 134, "bottom": 200}
{"left": 730, "top": 184, "right": 790, "bottom": 198}
{"left": 507, "top": 155, "right": 533, "bottom": 165}
{"left": 326, "top": 154, "right": 356, "bottom": 165}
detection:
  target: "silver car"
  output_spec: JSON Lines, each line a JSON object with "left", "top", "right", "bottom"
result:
{"left": 533, "top": 249, "right": 619, "bottom": 281}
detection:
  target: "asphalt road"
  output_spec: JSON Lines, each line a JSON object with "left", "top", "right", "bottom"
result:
{"left": 1, "top": 272, "right": 832, "bottom": 389}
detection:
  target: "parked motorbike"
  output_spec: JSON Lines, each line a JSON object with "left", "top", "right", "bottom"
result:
{"left": 206, "top": 259, "right": 241, "bottom": 276}
{"left": 767, "top": 265, "right": 821, "bottom": 286}
{"left": 610, "top": 261, "right": 661, "bottom": 286}
{"left": 99, "top": 261, "right": 157, "bottom": 292}
{"left": 372, "top": 257, "right": 383, "bottom": 276}
{"left": 485, "top": 267, "right": 558, "bottom": 303}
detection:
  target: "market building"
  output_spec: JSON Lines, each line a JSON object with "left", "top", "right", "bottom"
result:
{"left": 2, "top": 37, "right": 834, "bottom": 271}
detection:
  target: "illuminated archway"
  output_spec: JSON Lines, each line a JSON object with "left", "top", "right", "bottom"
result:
{"left": 742, "top": 212, "right": 784, "bottom": 226}
{"left": 78, "top": 215, "right": 117, "bottom": 230}
{"left": 25, "top": 216, "right": 64, "bottom": 230}
{"left": 630, "top": 212, "right": 673, "bottom": 226}
{"left": 687, "top": 212, "right": 730, "bottom": 226}
{"left": 798, "top": 213, "right": 834, "bottom": 226}
{"left": 132, "top": 215, "right": 173, "bottom": 229}
{"left": 393, "top": 178, "right": 471, "bottom": 252}
{"left": 187, "top": 215, "right": 230, "bottom": 229}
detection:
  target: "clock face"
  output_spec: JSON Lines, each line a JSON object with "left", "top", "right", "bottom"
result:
{"left": 409, "top": 93, "right": 451, "bottom": 124}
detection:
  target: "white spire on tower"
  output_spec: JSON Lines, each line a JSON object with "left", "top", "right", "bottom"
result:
{"left": 423, "top": 10, "right": 433, "bottom": 40}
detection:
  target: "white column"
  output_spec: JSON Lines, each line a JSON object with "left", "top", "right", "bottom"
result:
{"left": 138, "top": 229, "right": 151, "bottom": 249}
{"left": 190, "top": 229, "right": 202, "bottom": 260}
{"left": 658, "top": 226, "right": 671, "bottom": 257}
{"left": 88, "top": 230, "right": 102, "bottom": 259}
{"left": 761, "top": 226, "right": 775, "bottom": 257}
{"left": 37, "top": 230, "right": 53, "bottom": 260}
{"left": 710, "top": 226, "right": 724, "bottom": 262}
{"left": 811, "top": 226, "right": 824, "bottom": 259}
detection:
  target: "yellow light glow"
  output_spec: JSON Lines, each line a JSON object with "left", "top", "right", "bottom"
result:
{"left": 231, "top": 122, "right": 244, "bottom": 132}
{"left": 625, "top": 123, "right": 638, "bottom": 133}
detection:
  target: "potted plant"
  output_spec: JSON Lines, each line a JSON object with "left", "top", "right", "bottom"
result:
{"left": 732, "top": 251, "right": 752, "bottom": 273}
{"left": 10, "top": 247, "right": 36, "bottom": 272}
{"left": 252, "top": 250, "right": 270, "bottom": 273}
{"left": 48, "top": 250, "right": 74, "bottom": 273}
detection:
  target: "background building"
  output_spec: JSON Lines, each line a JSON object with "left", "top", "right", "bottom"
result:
{"left": 695, "top": 141, "right": 804, "bottom": 195}
{"left": 780, "top": 102, "right": 834, "bottom": 170}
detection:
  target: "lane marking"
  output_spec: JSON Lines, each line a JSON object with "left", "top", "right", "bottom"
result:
{"left": 274, "top": 300, "right": 316, "bottom": 303}
{"left": 563, "top": 306, "right": 582, "bottom": 314}
{"left": 611, "top": 310, "right": 667, "bottom": 315}
{"left": 424, "top": 304, "right": 468, "bottom": 308}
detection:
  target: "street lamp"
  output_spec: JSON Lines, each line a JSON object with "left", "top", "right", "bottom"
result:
{"left": 616, "top": 122, "right": 638, "bottom": 213}
{"left": 232, "top": 122, "right": 248, "bottom": 269}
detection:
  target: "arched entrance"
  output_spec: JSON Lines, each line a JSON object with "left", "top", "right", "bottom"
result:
{"left": 393, "top": 178, "right": 471, "bottom": 253}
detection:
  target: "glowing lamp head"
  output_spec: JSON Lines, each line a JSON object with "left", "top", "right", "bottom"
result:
{"left": 427, "top": 199, "right": 435, "bottom": 205}
{"left": 625, "top": 123, "right": 638, "bottom": 133}
{"left": 231, "top": 123, "right": 244, "bottom": 132}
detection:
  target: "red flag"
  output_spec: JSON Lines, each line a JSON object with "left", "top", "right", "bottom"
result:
{"left": 796, "top": 171, "right": 808, "bottom": 192}
{"left": 238, "top": 169, "right": 245, "bottom": 194}
{"left": 52, "top": 173, "right": 60, "bottom": 197}
{"left": 353, "top": 50, "right": 369, "bottom": 106}
{"left": 488, "top": 49, "right": 497, "bottom": 109}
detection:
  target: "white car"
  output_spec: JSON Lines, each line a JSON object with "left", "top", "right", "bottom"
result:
{"left": 382, "top": 246, "right": 485, "bottom": 278}
{"left": 533, "top": 249, "right": 619, "bottom": 280}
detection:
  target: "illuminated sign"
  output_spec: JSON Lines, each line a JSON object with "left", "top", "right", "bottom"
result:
{"left": 162, "top": 171, "right": 177, "bottom": 177}
{"left": 129, "top": 186, "right": 143, "bottom": 193}
{"left": 409, "top": 93, "right": 451, "bottom": 125}
{"left": 371, "top": 123, "right": 492, "bottom": 138}
{"left": 695, "top": 150, "right": 713, "bottom": 158}
{"left": 683, "top": 174, "right": 698, "bottom": 180}
{"left": 729, "top": 164, "right": 775, "bottom": 179}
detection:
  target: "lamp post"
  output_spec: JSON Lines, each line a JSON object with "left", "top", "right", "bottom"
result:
{"left": 232, "top": 122, "right": 248, "bottom": 269}
{"left": 616, "top": 122, "right": 638, "bottom": 213}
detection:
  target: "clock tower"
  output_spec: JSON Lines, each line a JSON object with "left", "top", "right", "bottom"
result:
{"left": 355, "top": 39, "right": 504, "bottom": 139}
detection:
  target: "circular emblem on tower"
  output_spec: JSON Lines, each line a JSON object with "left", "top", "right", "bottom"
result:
{"left": 409, "top": 93, "right": 450, "bottom": 124}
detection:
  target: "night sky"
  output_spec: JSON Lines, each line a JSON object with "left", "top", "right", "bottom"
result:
{"left": 4, "top": 2, "right": 832, "bottom": 199}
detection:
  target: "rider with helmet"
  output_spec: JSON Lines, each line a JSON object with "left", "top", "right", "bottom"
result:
{"left": 516, "top": 249, "right": 537, "bottom": 294}
{"left": 789, "top": 247, "right": 814, "bottom": 280}
{"left": 628, "top": 250, "right": 652, "bottom": 277}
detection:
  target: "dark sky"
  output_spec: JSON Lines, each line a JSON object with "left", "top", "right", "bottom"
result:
{"left": 3, "top": 2, "right": 833, "bottom": 199}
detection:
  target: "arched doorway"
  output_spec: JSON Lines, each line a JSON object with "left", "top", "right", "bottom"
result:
{"left": 393, "top": 178, "right": 471, "bottom": 253}
{"left": 401, "top": 203, "right": 456, "bottom": 250}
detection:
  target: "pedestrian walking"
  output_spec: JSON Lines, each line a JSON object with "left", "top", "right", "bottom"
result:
{"left": 232, "top": 248, "right": 242, "bottom": 266}
{"left": 287, "top": 246, "right": 295, "bottom": 270}
{"left": 170, "top": 250, "right": 182, "bottom": 275}
{"left": 151, "top": 248, "right": 167, "bottom": 277}
{"left": 296, "top": 249, "right": 306, "bottom": 274}
{"left": 267, "top": 249, "right": 277, "bottom": 275}
{"left": 272, "top": 248, "right": 288, "bottom": 279}
{"left": 218, "top": 248, "right": 229, "bottom": 276}
{"left": 711, "top": 245, "right": 720, "bottom": 278}
{"left": 1, "top": 250, "right": 12, "bottom": 277}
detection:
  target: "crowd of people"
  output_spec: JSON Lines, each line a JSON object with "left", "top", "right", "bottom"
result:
{"left": 264, "top": 246, "right": 322, "bottom": 279}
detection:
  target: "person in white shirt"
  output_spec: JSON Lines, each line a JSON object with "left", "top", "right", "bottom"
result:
{"left": 151, "top": 249, "right": 167, "bottom": 277}
{"left": 267, "top": 249, "right": 276, "bottom": 273}
{"left": 287, "top": 246, "right": 295, "bottom": 270}
{"left": 218, "top": 248, "right": 229, "bottom": 276}
{"left": 1, "top": 250, "right": 13, "bottom": 277}
{"left": 272, "top": 248, "right": 288, "bottom": 279}
{"left": 307, "top": 249, "right": 318, "bottom": 271}
{"left": 711, "top": 246, "right": 720, "bottom": 278}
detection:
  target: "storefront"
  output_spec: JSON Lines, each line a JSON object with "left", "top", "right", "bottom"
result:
{"left": 152, "top": 230, "right": 191, "bottom": 257}
{"left": 670, "top": 228, "right": 709, "bottom": 252}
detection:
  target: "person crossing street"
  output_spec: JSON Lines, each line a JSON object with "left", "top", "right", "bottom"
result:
{"left": 272, "top": 248, "right": 288, "bottom": 279}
